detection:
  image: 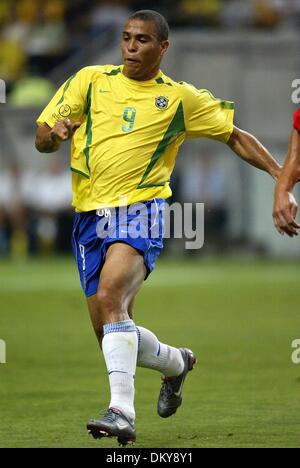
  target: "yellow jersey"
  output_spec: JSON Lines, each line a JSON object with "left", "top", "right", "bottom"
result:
{"left": 37, "top": 65, "right": 234, "bottom": 211}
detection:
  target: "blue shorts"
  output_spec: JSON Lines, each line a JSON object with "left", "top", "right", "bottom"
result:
{"left": 72, "top": 199, "right": 165, "bottom": 297}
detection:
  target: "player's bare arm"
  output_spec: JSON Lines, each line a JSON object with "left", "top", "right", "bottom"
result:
{"left": 35, "top": 119, "right": 81, "bottom": 154}
{"left": 273, "top": 127, "right": 300, "bottom": 237}
{"left": 227, "top": 126, "right": 281, "bottom": 181}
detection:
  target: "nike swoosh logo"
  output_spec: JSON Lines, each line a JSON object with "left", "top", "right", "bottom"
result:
{"left": 174, "top": 379, "right": 185, "bottom": 397}
{"left": 116, "top": 421, "right": 132, "bottom": 430}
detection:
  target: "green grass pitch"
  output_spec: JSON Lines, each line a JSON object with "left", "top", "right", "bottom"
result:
{"left": 0, "top": 258, "right": 299, "bottom": 448}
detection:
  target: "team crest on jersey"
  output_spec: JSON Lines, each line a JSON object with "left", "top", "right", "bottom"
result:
{"left": 155, "top": 96, "right": 169, "bottom": 110}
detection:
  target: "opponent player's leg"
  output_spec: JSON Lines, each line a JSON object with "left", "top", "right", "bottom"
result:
{"left": 128, "top": 297, "right": 197, "bottom": 418}
{"left": 87, "top": 242, "right": 146, "bottom": 445}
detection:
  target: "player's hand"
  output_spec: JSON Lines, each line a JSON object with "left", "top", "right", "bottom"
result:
{"left": 50, "top": 119, "right": 81, "bottom": 142}
{"left": 273, "top": 190, "right": 300, "bottom": 237}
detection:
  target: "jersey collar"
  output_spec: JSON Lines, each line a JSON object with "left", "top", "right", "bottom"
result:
{"left": 119, "top": 65, "right": 164, "bottom": 87}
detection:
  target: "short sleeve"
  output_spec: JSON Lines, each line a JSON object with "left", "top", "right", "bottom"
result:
{"left": 36, "top": 69, "right": 88, "bottom": 128}
{"left": 180, "top": 82, "right": 234, "bottom": 143}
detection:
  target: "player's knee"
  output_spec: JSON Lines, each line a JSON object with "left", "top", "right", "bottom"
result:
{"left": 96, "top": 285, "right": 122, "bottom": 316}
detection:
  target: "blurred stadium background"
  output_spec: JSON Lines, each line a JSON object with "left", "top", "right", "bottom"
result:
{"left": 0, "top": 0, "right": 300, "bottom": 448}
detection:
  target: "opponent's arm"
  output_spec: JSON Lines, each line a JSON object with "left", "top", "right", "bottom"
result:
{"left": 273, "top": 128, "right": 300, "bottom": 237}
{"left": 35, "top": 119, "right": 81, "bottom": 154}
{"left": 227, "top": 126, "right": 281, "bottom": 181}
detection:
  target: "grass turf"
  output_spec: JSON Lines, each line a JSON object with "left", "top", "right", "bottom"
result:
{"left": 0, "top": 258, "right": 299, "bottom": 448}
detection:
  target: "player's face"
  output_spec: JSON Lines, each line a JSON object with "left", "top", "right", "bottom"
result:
{"left": 121, "top": 19, "right": 169, "bottom": 81}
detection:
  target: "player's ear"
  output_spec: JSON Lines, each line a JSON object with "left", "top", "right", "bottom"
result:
{"left": 160, "top": 40, "right": 169, "bottom": 57}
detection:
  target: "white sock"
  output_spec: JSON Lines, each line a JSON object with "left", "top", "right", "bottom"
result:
{"left": 102, "top": 320, "right": 137, "bottom": 422}
{"left": 136, "top": 326, "right": 184, "bottom": 377}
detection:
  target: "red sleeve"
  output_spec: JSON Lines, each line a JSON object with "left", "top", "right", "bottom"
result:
{"left": 293, "top": 109, "right": 300, "bottom": 131}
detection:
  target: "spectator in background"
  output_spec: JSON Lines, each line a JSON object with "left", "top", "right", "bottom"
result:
{"left": 64, "top": 0, "right": 94, "bottom": 53}
{"left": 255, "top": 0, "right": 300, "bottom": 28}
{"left": 253, "top": 0, "right": 283, "bottom": 28}
{"left": 89, "top": 0, "right": 132, "bottom": 39}
{"left": 0, "top": 1, "right": 30, "bottom": 91}
{"left": 0, "top": 161, "right": 26, "bottom": 256}
{"left": 25, "top": 0, "right": 67, "bottom": 75}
{"left": 176, "top": 0, "right": 223, "bottom": 27}
{"left": 180, "top": 152, "right": 229, "bottom": 249}
{"left": 0, "top": 157, "right": 73, "bottom": 257}
{"left": 8, "top": 73, "right": 56, "bottom": 107}
{"left": 0, "top": 34, "right": 27, "bottom": 91}
{"left": 2, "top": 0, "right": 38, "bottom": 44}
{"left": 220, "top": 0, "right": 300, "bottom": 30}
{"left": 130, "top": 1, "right": 173, "bottom": 15}
{"left": 22, "top": 156, "right": 73, "bottom": 255}
{"left": 220, "top": 0, "right": 254, "bottom": 29}
{"left": 0, "top": 0, "right": 11, "bottom": 27}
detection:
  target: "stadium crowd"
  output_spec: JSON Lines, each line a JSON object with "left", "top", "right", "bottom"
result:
{"left": 0, "top": 158, "right": 73, "bottom": 257}
{"left": 1, "top": 0, "right": 300, "bottom": 93}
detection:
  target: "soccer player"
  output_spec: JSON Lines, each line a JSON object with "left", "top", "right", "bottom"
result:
{"left": 273, "top": 109, "right": 300, "bottom": 237}
{"left": 35, "top": 10, "right": 281, "bottom": 446}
